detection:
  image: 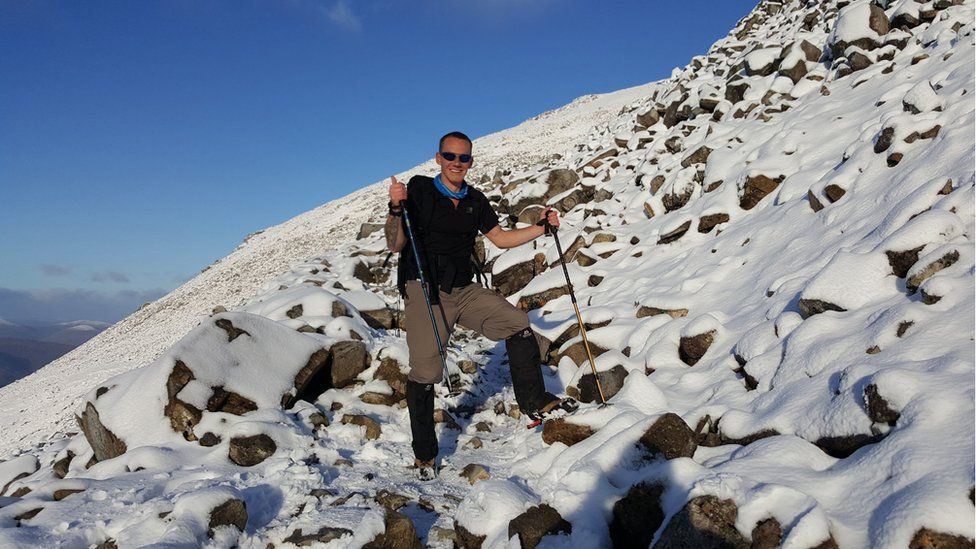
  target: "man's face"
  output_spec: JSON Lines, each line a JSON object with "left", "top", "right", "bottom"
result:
{"left": 436, "top": 136, "right": 473, "bottom": 187}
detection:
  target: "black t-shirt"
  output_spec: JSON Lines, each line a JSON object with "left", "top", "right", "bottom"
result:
{"left": 401, "top": 175, "right": 498, "bottom": 289}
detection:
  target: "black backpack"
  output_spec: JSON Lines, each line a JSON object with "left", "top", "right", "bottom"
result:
{"left": 393, "top": 175, "right": 488, "bottom": 299}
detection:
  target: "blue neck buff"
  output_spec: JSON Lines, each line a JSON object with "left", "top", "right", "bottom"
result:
{"left": 433, "top": 174, "right": 468, "bottom": 199}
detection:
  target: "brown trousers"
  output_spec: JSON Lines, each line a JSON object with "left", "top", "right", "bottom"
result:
{"left": 404, "top": 280, "right": 529, "bottom": 383}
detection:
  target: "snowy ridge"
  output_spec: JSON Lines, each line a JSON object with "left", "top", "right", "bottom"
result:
{"left": 0, "top": 0, "right": 974, "bottom": 547}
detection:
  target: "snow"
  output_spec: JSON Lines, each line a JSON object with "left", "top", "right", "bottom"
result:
{"left": 0, "top": 0, "right": 974, "bottom": 547}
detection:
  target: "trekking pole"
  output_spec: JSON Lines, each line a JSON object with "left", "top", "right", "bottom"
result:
{"left": 543, "top": 219, "right": 609, "bottom": 406}
{"left": 401, "top": 204, "right": 456, "bottom": 394}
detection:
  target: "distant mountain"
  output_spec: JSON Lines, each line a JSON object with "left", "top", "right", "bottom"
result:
{"left": 0, "top": 319, "right": 108, "bottom": 387}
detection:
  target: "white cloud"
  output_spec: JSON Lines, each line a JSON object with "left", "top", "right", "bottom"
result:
{"left": 91, "top": 271, "right": 131, "bottom": 283}
{"left": 325, "top": 0, "right": 362, "bottom": 31}
{"left": 0, "top": 287, "right": 166, "bottom": 324}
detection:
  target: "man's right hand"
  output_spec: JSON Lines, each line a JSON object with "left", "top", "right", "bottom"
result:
{"left": 389, "top": 176, "right": 407, "bottom": 206}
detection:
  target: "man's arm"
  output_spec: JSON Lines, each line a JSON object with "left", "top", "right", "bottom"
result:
{"left": 386, "top": 176, "right": 408, "bottom": 252}
{"left": 484, "top": 207, "right": 560, "bottom": 249}
{"left": 385, "top": 212, "right": 407, "bottom": 252}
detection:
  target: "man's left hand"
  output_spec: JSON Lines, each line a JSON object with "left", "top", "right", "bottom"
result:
{"left": 540, "top": 207, "right": 560, "bottom": 230}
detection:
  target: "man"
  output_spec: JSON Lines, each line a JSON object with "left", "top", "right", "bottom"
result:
{"left": 385, "top": 131, "right": 576, "bottom": 480}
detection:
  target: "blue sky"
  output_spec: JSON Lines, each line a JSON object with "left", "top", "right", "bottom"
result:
{"left": 0, "top": 0, "right": 757, "bottom": 324}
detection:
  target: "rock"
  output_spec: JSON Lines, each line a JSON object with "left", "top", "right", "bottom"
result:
{"left": 200, "top": 432, "right": 222, "bottom": 447}
{"left": 493, "top": 253, "right": 547, "bottom": 297}
{"left": 360, "top": 392, "right": 400, "bottom": 406}
{"left": 52, "top": 451, "right": 74, "bottom": 479}
{"left": 474, "top": 421, "right": 492, "bottom": 433}
{"left": 330, "top": 341, "right": 370, "bottom": 389}
{"left": 454, "top": 521, "right": 487, "bottom": 549}
{"left": 907, "top": 250, "right": 960, "bottom": 294}
{"left": 658, "top": 220, "right": 692, "bottom": 245}
{"left": 460, "top": 463, "right": 490, "bottom": 485}
{"left": 52, "top": 488, "right": 84, "bottom": 501}
{"left": 207, "top": 386, "right": 258, "bottom": 415}
{"left": 637, "top": 306, "right": 688, "bottom": 319}
{"left": 739, "top": 174, "right": 782, "bottom": 210}
{"left": 14, "top": 507, "right": 44, "bottom": 522}
{"left": 751, "top": 517, "right": 783, "bottom": 549}
{"left": 228, "top": 434, "right": 276, "bottom": 466}
{"left": 284, "top": 527, "right": 354, "bottom": 546}
{"left": 849, "top": 50, "right": 873, "bottom": 72}
{"left": 215, "top": 318, "right": 250, "bottom": 342}
{"left": 332, "top": 300, "right": 350, "bottom": 318}
{"left": 874, "top": 127, "right": 895, "bottom": 154}
{"left": 910, "top": 528, "right": 975, "bottom": 548}
{"left": 78, "top": 402, "right": 128, "bottom": 462}
{"left": 363, "top": 508, "right": 423, "bottom": 549}
{"left": 357, "top": 223, "right": 384, "bottom": 239}
{"left": 681, "top": 146, "right": 713, "bottom": 168}
{"left": 542, "top": 418, "right": 595, "bottom": 446}
{"left": 517, "top": 285, "right": 570, "bottom": 312}
{"left": 885, "top": 246, "right": 925, "bottom": 278}
{"left": 465, "top": 437, "right": 484, "bottom": 449}
{"left": 829, "top": 3, "right": 889, "bottom": 59}
{"left": 374, "top": 357, "right": 408, "bottom": 398}
{"left": 725, "top": 81, "right": 750, "bottom": 104}
{"left": 573, "top": 364, "right": 629, "bottom": 403}
{"left": 698, "top": 213, "right": 730, "bottom": 233}
{"left": 655, "top": 495, "right": 749, "bottom": 549}
{"left": 662, "top": 185, "right": 694, "bottom": 213}
{"left": 211, "top": 305, "right": 227, "bottom": 314}
{"left": 639, "top": 413, "right": 698, "bottom": 460}
{"left": 798, "top": 299, "right": 847, "bottom": 318}
{"left": 208, "top": 498, "right": 247, "bottom": 537}
{"left": 888, "top": 152, "right": 903, "bottom": 167}
{"left": 824, "top": 184, "right": 847, "bottom": 203}
{"left": 636, "top": 108, "right": 660, "bottom": 127}
{"left": 679, "top": 330, "right": 715, "bottom": 366}
{"left": 361, "top": 307, "right": 396, "bottom": 330}
{"left": 284, "top": 348, "right": 331, "bottom": 408}
{"left": 353, "top": 260, "right": 375, "bottom": 284}
{"left": 508, "top": 504, "right": 572, "bottom": 549}
{"left": 864, "top": 384, "right": 900, "bottom": 425}
{"left": 341, "top": 414, "right": 382, "bottom": 440}
{"left": 809, "top": 189, "right": 825, "bottom": 212}
{"left": 286, "top": 304, "right": 303, "bottom": 319}
{"left": 814, "top": 433, "right": 884, "bottom": 458}
{"left": 897, "top": 321, "right": 914, "bottom": 337}
{"left": 610, "top": 482, "right": 666, "bottom": 549}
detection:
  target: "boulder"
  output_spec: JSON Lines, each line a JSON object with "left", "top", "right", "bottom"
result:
{"left": 52, "top": 451, "right": 74, "bottom": 479}
{"left": 328, "top": 340, "right": 369, "bottom": 389}
{"left": 78, "top": 403, "right": 127, "bottom": 462}
{"left": 637, "top": 306, "right": 688, "bottom": 319}
{"left": 885, "top": 246, "right": 925, "bottom": 278}
{"left": 341, "top": 414, "right": 382, "bottom": 440}
{"left": 907, "top": 250, "right": 960, "bottom": 294}
{"left": 454, "top": 521, "right": 487, "bottom": 549}
{"left": 460, "top": 463, "right": 490, "bottom": 485}
{"left": 208, "top": 498, "right": 248, "bottom": 538}
{"left": 507, "top": 504, "right": 572, "bottom": 549}
{"left": 824, "top": 184, "right": 847, "bottom": 203}
{"left": 679, "top": 330, "right": 715, "bottom": 366}
{"left": 570, "top": 364, "right": 629, "bottom": 403}
{"left": 739, "top": 174, "right": 783, "bottom": 210}
{"left": 284, "top": 348, "right": 331, "bottom": 408}
{"left": 556, "top": 339, "right": 609, "bottom": 368}
{"left": 0, "top": 455, "right": 39, "bottom": 496}
{"left": 610, "top": 482, "right": 666, "bottom": 548}
{"left": 284, "top": 527, "right": 354, "bottom": 546}
{"left": 517, "top": 285, "right": 569, "bottom": 312}
{"left": 639, "top": 413, "right": 698, "bottom": 460}
{"left": 798, "top": 299, "right": 847, "bottom": 318}
{"left": 493, "top": 253, "right": 547, "bottom": 297}
{"left": 751, "top": 518, "right": 783, "bottom": 549}
{"left": 636, "top": 107, "right": 661, "bottom": 127}
{"left": 909, "top": 528, "right": 974, "bottom": 549}
{"left": 374, "top": 357, "right": 408, "bottom": 398}
{"left": 698, "top": 213, "right": 730, "bottom": 233}
{"left": 681, "top": 146, "right": 713, "bottom": 168}
{"left": 360, "top": 308, "right": 396, "bottom": 330}
{"left": 658, "top": 220, "right": 692, "bottom": 245}
{"left": 864, "top": 384, "right": 900, "bottom": 425}
{"left": 829, "top": 2, "right": 889, "bottom": 58}
{"left": 814, "top": 433, "right": 884, "bottom": 458}
{"left": 228, "top": 434, "right": 276, "bottom": 466}
{"left": 363, "top": 508, "right": 423, "bottom": 549}
{"left": 654, "top": 495, "right": 749, "bottom": 549}
{"left": 542, "top": 418, "right": 595, "bottom": 446}
{"left": 357, "top": 223, "right": 384, "bottom": 239}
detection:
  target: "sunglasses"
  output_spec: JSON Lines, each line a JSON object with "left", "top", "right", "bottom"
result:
{"left": 439, "top": 152, "right": 473, "bottom": 163}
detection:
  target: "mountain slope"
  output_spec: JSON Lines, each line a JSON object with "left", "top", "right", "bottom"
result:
{"left": 0, "top": 0, "right": 973, "bottom": 547}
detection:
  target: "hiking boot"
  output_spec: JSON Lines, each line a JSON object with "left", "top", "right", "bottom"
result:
{"left": 414, "top": 458, "right": 438, "bottom": 481}
{"left": 527, "top": 397, "right": 579, "bottom": 423}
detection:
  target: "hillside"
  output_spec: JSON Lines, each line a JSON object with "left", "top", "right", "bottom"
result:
{"left": 0, "top": 0, "right": 973, "bottom": 547}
